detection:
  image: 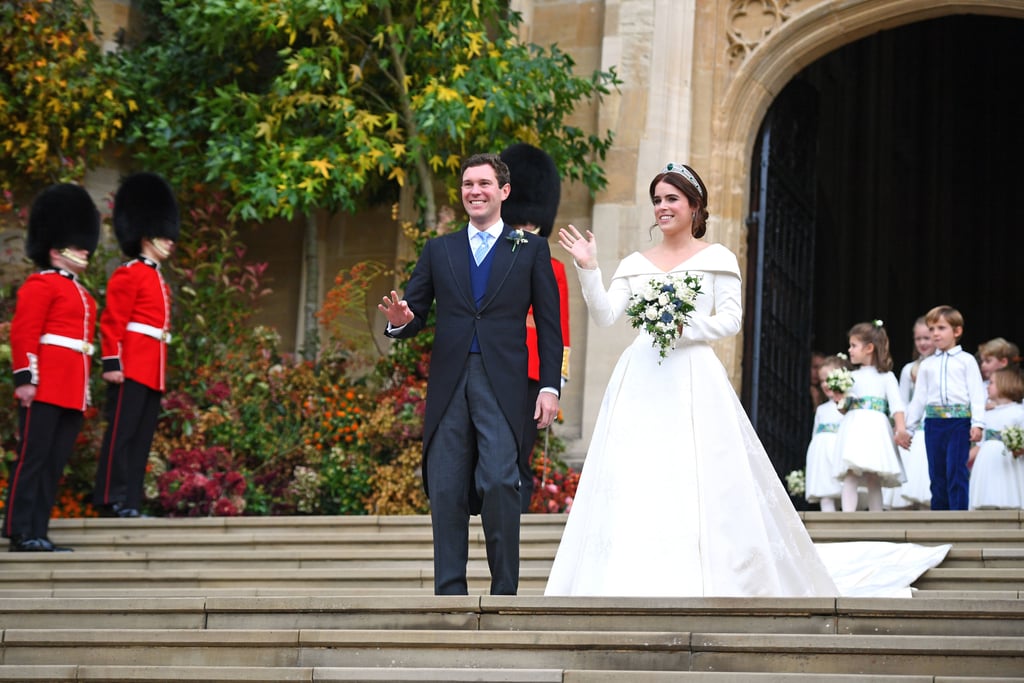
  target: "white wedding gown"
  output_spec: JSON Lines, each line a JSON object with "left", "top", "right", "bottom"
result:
{"left": 545, "top": 245, "right": 947, "bottom": 598}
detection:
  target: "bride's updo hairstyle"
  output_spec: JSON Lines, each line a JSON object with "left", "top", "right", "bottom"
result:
{"left": 649, "top": 162, "right": 709, "bottom": 238}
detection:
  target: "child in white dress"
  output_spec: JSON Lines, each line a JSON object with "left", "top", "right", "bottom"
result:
{"left": 968, "top": 368, "right": 1024, "bottom": 509}
{"left": 834, "top": 320, "right": 908, "bottom": 512}
{"left": 978, "top": 337, "right": 1021, "bottom": 406}
{"left": 805, "top": 355, "right": 847, "bottom": 511}
{"left": 888, "top": 317, "right": 933, "bottom": 509}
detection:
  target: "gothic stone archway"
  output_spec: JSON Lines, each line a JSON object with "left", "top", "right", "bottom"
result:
{"left": 706, "top": 0, "right": 1024, "bottom": 474}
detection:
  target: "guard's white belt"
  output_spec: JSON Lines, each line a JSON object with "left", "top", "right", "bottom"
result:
{"left": 126, "top": 321, "right": 172, "bottom": 343}
{"left": 40, "top": 333, "right": 94, "bottom": 356}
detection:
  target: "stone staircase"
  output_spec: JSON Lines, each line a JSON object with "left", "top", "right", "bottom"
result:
{"left": 0, "top": 511, "right": 1021, "bottom": 681}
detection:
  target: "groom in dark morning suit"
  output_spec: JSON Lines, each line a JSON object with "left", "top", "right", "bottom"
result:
{"left": 378, "top": 153, "right": 562, "bottom": 595}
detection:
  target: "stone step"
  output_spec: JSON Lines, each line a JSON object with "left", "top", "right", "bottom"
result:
{"left": 42, "top": 510, "right": 1024, "bottom": 539}
{"left": 44, "top": 514, "right": 562, "bottom": 537}
{"left": 0, "top": 566, "right": 550, "bottom": 592}
{"left": 4, "top": 518, "right": 1023, "bottom": 598}
{"left": 3, "top": 568, "right": 1021, "bottom": 596}
{"left": 2, "top": 560, "right": 1020, "bottom": 595}
{"left": 1, "top": 665, "right": 1015, "bottom": 682}
{"left": 35, "top": 515, "right": 1024, "bottom": 553}
{"left": 812, "top": 529, "right": 1024, "bottom": 548}
{"left": 0, "top": 665, "right": 565, "bottom": 682}
{"left": 802, "top": 509, "right": 1024, "bottom": 530}
{"left": 2, "top": 596, "right": 1023, "bottom": 637}
{"left": 1, "top": 546, "right": 1020, "bottom": 573}
{"left": 0, "top": 547, "right": 556, "bottom": 571}
{"left": 1, "top": 628, "right": 1020, "bottom": 677}
{"left": 4, "top": 513, "right": 1022, "bottom": 681}
{"left": 2, "top": 586, "right": 1015, "bottom": 600}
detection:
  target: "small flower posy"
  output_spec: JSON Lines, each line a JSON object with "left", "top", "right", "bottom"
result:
{"left": 1000, "top": 425, "right": 1024, "bottom": 457}
{"left": 785, "top": 469, "right": 805, "bottom": 496}
{"left": 625, "top": 273, "right": 702, "bottom": 363}
{"left": 825, "top": 367, "right": 854, "bottom": 394}
{"left": 507, "top": 229, "right": 528, "bottom": 252}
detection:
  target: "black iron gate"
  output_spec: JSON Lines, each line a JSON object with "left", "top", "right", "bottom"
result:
{"left": 741, "top": 79, "right": 819, "bottom": 484}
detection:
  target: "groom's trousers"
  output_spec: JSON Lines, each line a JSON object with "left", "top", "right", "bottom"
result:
{"left": 427, "top": 354, "right": 521, "bottom": 595}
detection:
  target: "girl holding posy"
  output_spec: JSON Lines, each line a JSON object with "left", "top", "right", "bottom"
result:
{"left": 804, "top": 355, "right": 848, "bottom": 512}
{"left": 833, "top": 320, "right": 908, "bottom": 512}
{"left": 968, "top": 368, "right": 1024, "bottom": 509}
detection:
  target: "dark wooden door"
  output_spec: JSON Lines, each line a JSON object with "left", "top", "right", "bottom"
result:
{"left": 742, "top": 79, "right": 819, "bottom": 483}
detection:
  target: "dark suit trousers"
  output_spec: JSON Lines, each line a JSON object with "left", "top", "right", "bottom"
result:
{"left": 3, "top": 402, "right": 82, "bottom": 539}
{"left": 427, "top": 354, "right": 521, "bottom": 595}
{"left": 93, "top": 379, "right": 162, "bottom": 509}
{"left": 518, "top": 379, "right": 541, "bottom": 512}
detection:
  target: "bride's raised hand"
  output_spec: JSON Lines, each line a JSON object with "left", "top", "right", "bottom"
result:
{"left": 558, "top": 224, "right": 597, "bottom": 270}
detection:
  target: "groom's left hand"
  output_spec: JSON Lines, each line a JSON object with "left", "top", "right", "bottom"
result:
{"left": 535, "top": 392, "right": 560, "bottom": 429}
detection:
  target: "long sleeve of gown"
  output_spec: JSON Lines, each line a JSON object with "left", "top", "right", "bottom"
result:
{"left": 680, "top": 271, "right": 742, "bottom": 343}
{"left": 575, "top": 263, "right": 631, "bottom": 328}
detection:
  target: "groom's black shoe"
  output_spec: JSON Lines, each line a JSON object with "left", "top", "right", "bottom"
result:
{"left": 99, "top": 502, "right": 144, "bottom": 518}
{"left": 9, "top": 536, "right": 52, "bottom": 552}
{"left": 41, "top": 538, "right": 73, "bottom": 552}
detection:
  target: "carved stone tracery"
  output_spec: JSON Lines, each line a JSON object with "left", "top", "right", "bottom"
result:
{"left": 727, "top": 0, "right": 805, "bottom": 67}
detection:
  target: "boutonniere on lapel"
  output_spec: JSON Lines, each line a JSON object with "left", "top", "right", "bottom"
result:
{"left": 506, "top": 229, "right": 528, "bottom": 252}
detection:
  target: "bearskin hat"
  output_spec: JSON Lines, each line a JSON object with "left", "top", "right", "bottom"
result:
{"left": 500, "top": 143, "right": 561, "bottom": 238}
{"left": 113, "top": 172, "right": 180, "bottom": 257}
{"left": 25, "top": 184, "right": 101, "bottom": 269}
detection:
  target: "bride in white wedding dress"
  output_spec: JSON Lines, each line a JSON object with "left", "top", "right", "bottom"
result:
{"left": 545, "top": 163, "right": 946, "bottom": 598}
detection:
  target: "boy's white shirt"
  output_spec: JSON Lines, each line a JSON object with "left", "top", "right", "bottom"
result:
{"left": 905, "top": 345, "right": 987, "bottom": 431}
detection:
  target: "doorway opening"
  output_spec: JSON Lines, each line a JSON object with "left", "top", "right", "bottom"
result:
{"left": 744, "top": 14, "right": 1024, "bottom": 479}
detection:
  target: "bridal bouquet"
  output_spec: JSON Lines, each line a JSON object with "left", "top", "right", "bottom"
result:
{"left": 1001, "top": 425, "right": 1024, "bottom": 457}
{"left": 625, "top": 274, "right": 702, "bottom": 362}
{"left": 825, "top": 367, "right": 854, "bottom": 394}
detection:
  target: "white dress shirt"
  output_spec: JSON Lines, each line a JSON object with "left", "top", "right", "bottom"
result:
{"left": 468, "top": 221, "right": 503, "bottom": 258}
{"left": 905, "top": 346, "right": 986, "bottom": 431}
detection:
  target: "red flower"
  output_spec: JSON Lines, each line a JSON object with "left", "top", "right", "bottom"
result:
{"left": 204, "top": 381, "right": 231, "bottom": 405}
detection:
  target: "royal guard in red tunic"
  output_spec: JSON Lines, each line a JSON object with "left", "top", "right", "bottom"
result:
{"left": 4, "top": 184, "right": 100, "bottom": 551}
{"left": 92, "top": 173, "right": 179, "bottom": 518}
{"left": 500, "top": 144, "right": 571, "bottom": 512}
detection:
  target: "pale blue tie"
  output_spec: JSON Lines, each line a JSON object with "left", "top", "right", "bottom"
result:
{"left": 473, "top": 232, "right": 492, "bottom": 265}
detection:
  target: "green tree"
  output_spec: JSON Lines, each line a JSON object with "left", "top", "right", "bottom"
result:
{"left": 0, "top": 0, "right": 127, "bottom": 207}
{"left": 118, "top": 0, "right": 619, "bottom": 356}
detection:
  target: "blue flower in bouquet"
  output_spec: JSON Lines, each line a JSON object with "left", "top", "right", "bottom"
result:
{"left": 625, "top": 273, "right": 703, "bottom": 363}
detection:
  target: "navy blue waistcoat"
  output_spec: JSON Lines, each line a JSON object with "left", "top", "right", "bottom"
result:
{"left": 469, "top": 239, "right": 496, "bottom": 353}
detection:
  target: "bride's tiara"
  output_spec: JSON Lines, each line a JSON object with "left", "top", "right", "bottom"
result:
{"left": 661, "top": 162, "right": 704, "bottom": 199}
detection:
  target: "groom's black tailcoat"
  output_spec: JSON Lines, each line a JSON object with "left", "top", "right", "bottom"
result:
{"left": 391, "top": 224, "right": 563, "bottom": 487}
